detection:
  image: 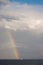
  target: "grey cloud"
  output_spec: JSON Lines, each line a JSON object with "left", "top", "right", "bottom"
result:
{"left": 0, "top": 27, "right": 43, "bottom": 59}
{"left": 0, "top": 0, "right": 9, "bottom": 8}
{"left": 0, "top": 48, "right": 16, "bottom": 59}
{"left": 0, "top": 27, "right": 17, "bottom": 59}
{"left": 0, "top": 15, "right": 20, "bottom": 21}
{"left": 0, "top": 0, "right": 11, "bottom": 10}
{"left": 0, "top": 0, "right": 9, "bottom": 4}
{"left": 11, "top": 30, "right": 43, "bottom": 59}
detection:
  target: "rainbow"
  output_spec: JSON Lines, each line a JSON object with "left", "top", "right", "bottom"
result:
{"left": 6, "top": 29, "right": 20, "bottom": 59}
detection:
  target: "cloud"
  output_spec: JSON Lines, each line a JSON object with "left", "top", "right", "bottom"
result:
{"left": 0, "top": 1, "right": 43, "bottom": 59}
{"left": 0, "top": 1, "right": 43, "bottom": 34}
{"left": 0, "top": 0, "right": 9, "bottom": 4}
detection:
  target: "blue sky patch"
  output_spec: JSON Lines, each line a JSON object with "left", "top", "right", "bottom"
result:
{"left": 10, "top": 0, "right": 43, "bottom": 5}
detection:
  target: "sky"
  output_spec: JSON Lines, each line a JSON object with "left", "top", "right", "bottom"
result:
{"left": 10, "top": 0, "right": 43, "bottom": 5}
{"left": 0, "top": 0, "right": 43, "bottom": 59}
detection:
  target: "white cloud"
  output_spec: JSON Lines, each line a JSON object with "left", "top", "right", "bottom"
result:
{"left": 0, "top": 1, "right": 43, "bottom": 34}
